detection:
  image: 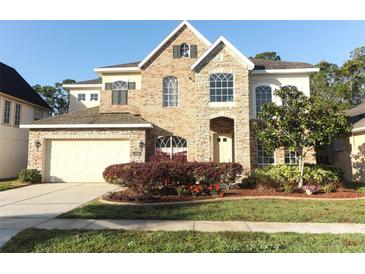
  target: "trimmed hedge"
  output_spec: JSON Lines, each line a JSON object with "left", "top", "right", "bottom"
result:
{"left": 103, "top": 161, "right": 243, "bottom": 196}
{"left": 251, "top": 164, "right": 344, "bottom": 191}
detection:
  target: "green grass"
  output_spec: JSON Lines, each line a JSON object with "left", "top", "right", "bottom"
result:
{"left": 0, "top": 178, "right": 30, "bottom": 192}
{"left": 60, "top": 199, "right": 365, "bottom": 223}
{"left": 2, "top": 228, "right": 365, "bottom": 253}
{"left": 344, "top": 182, "right": 365, "bottom": 194}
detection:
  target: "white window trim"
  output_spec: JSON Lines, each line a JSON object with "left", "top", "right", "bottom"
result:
{"left": 155, "top": 136, "right": 188, "bottom": 159}
{"left": 252, "top": 83, "right": 279, "bottom": 118}
{"left": 209, "top": 73, "right": 235, "bottom": 104}
{"left": 163, "top": 77, "right": 179, "bottom": 108}
{"left": 77, "top": 93, "right": 86, "bottom": 102}
{"left": 90, "top": 93, "right": 99, "bottom": 101}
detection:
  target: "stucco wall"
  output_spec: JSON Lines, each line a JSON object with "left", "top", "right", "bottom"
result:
{"left": 0, "top": 94, "right": 47, "bottom": 178}
{"left": 69, "top": 89, "right": 101, "bottom": 112}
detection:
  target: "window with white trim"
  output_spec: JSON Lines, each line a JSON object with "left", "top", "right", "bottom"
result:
{"left": 90, "top": 93, "right": 99, "bottom": 101}
{"left": 14, "top": 103, "right": 21, "bottom": 126}
{"left": 180, "top": 43, "right": 190, "bottom": 57}
{"left": 255, "top": 85, "right": 272, "bottom": 114}
{"left": 112, "top": 81, "right": 128, "bottom": 105}
{"left": 3, "top": 100, "right": 11, "bottom": 124}
{"left": 34, "top": 108, "right": 43, "bottom": 121}
{"left": 77, "top": 93, "right": 86, "bottom": 102}
{"left": 209, "top": 73, "right": 234, "bottom": 102}
{"left": 155, "top": 136, "right": 187, "bottom": 160}
{"left": 285, "top": 149, "right": 299, "bottom": 164}
{"left": 257, "top": 139, "right": 274, "bottom": 165}
{"left": 163, "top": 76, "right": 178, "bottom": 107}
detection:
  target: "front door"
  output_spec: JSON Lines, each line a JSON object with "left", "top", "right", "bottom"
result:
{"left": 213, "top": 133, "right": 233, "bottom": 162}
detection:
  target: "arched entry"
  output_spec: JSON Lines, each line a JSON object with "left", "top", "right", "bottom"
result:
{"left": 210, "top": 117, "right": 234, "bottom": 162}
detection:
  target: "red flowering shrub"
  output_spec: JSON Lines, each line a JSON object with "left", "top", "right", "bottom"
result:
{"left": 103, "top": 160, "right": 243, "bottom": 197}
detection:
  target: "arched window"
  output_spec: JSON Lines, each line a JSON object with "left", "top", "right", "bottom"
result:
{"left": 112, "top": 81, "right": 128, "bottom": 105}
{"left": 163, "top": 76, "right": 178, "bottom": 107}
{"left": 209, "top": 73, "right": 234, "bottom": 102}
{"left": 255, "top": 85, "right": 272, "bottom": 114}
{"left": 180, "top": 43, "right": 190, "bottom": 57}
{"left": 155, "top": 136, "right": 187, "bottom": 160}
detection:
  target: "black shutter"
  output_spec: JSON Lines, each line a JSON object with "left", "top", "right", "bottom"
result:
{"left": 173, "top": 45, "right": 180, "bottom": 59}
{"left": 128, "top": 82, "right": 136, "bottom": 90}
{"left": 105, "top": 82, "right": 113, "bottom": 90}
{"left": 190, "top": 45, "right": 197, "bottom": 58}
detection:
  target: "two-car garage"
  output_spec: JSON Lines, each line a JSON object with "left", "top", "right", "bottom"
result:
{"left": 44, "top": 139, "right": 130, "bottom": 183}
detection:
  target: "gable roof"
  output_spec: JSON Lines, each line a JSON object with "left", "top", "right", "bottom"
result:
{"left": 0, "top": 62, "right": 51, "bottom": 110}
{"left": 191, "top": 36, "right": 255, "bottom": 71}
{"left": 346, "top": 102, "right": 365, "bottom": 117}
{"left": 97, "top": 61, "right": 140, "bottom": 69}
{"left": 138, "top": 21, "right": 211, "bottom": 69}
{"left": 75, "top": 78, "right": 102, "bottom": 85}
{"left": 20, "top": 106, "right": 152, "bottom": 128}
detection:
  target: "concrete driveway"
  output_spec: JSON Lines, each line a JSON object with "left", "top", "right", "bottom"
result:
{"left": 0, "top": 182, "right": 116, "bottom": 246}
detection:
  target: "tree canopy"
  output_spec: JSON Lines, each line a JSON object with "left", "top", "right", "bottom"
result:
{"left": 34, "top": 79, "right": 75, "bottom": 116}
{"left": 254, "top": 51, "right": 281, "bottom": 61}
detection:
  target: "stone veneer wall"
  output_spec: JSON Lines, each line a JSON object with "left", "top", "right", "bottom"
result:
{"left": 27, "top": 128, "right": 146, "bottom": 174}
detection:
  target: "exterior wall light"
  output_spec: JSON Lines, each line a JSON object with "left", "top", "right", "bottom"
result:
{"left": 35, "top": 140, "right": 41, "bottom": 149}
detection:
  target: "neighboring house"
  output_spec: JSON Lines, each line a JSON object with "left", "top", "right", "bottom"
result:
{"left": 67, "top": 78, "right": 102, "bottom": 111}
{"left": 0, "top": 62, "right": 51, "bottom": 179}
{"left": 21, "top": 21, "right": 319, "bottom": 183}
{"left": 328, "top": 102, "right": 365, "bottom": 183}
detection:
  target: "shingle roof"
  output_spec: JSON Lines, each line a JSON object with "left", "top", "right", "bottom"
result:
{"left": 0, "top": 62, "right": 51, "bottom": 110}
{"left": 26, "top": 107, "right": 150, "bottom": 125}
{"left": 353, "top": 117, "right": 365, "bottom": 130}
{"left": 98, "top": 61, "right": 141, "bottom": 69}
{"left": 346, "top": 102, "right": 365, "bottom": 117}
{"left": 75, "top": 78, "right": 102, "bottom": 85}
{"left": 97, "top": 59, "right": 314, "bottom": 70}
{"left": 249, "top": 58, "right": 315, "bottom": 70}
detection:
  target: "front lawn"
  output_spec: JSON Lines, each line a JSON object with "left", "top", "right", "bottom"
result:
{"left": 2, "top": 228, "right": 365, "bottom": 253}
{"left": 60, "top": 199, "right": 365, "bottom": 223}
{"left": 344, "top": 182, "right": 365, "bottom": 194}
{"left": 0, "top": 178, "right": 30, "bottom": 192}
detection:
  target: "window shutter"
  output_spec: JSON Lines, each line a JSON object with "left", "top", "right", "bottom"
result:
{"left": 105, "top": 82, "right": 113, "bottom": 90}
{"left": 173, "top": 45, "right": 180, "bottom": 59}
{"left": 190, "top": 45, "right": 198, "bottom": 58}
{"left": 128, "top": 82, "right": 136, "bottom": 90}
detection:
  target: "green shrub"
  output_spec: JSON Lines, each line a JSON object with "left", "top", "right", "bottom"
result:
{"left": 282, "top": 181, "right": 297, "bottom": 194}
{"left": 251, "top": 164, "right": 344, "bottom": 190}
{"left": 322, "top": 183, "right": 338, "bottom": 193}
{"left": 18, "top": 169, "right": 42, "bottom": 183}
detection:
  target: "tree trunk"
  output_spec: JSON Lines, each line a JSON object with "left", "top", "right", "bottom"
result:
{"left": 297, "top": 149, "right": 306, "bottom": 188}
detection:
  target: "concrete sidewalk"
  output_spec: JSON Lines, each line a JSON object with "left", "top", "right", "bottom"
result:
{"left": 0, "top": 183, "right": 116, "bottom": 246}
{"left": 34, "top": 218, "right": 365, "bottom": 234}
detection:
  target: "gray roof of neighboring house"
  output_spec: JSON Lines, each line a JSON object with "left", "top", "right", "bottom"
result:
{"left": 75, "top": 78, "right": 102, "bottom": 85}
{"left": 353, "top": 117, "right": 365, "bottom": 130}
{"left": 26, "top": 107, "right": 150, "bottom": 125}
{"left": 0, "top": 62, "right": 51, "bottom": 110}
{"left": 96, "top": 59, "right": 314, "bottom": 70}
{"left": 346, "top": 102, "right": 365, "bottom": 117}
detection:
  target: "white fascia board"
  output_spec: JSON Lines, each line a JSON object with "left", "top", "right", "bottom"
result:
{"left": 63, "top": 84, "right": 103, "bottom": 88}
{"left": 93, "top": 67, "right": 141, "bottom": 73}
{"left": 251, "top": 68, "right": 320, "bottom": 74}
{"left": 20, "top": 123, "right": 153, "bottom": 129}
{"left": 352, "top": 126, "right": 365, "bottom": 133}
{"left": 191, "top": 36, "right": 255, "bottom": 71}
{"left": 138, "top": 20, "right": 211, "bottom": 69}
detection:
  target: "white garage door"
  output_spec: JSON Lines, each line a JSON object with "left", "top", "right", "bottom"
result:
{"left": 45, "top": 139, "right": 130, "bottom": 183}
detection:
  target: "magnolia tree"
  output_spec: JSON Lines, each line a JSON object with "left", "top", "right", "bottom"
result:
{"left": 255, "top": 86, "right": 352, "bottom": 188}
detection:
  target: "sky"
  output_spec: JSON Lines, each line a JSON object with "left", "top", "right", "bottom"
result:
{"left": 0, "top": 20, "right": 364, "bottom": 86}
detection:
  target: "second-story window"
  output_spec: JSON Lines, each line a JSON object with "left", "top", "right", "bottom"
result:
{"left": 112, "top": 81, "right": 128, "bottom": 105}
{"left": 3, "top": 100, "right": 11, "bottom": 124}
{"left": 14, "top": 103, "right": 21, "bottom": 126}
{"left": 180, "top": 43, "right": 190, "bottom": 57}
{"left": 34, "top": 108, "right": 43, "bottom": 121}
{"left": 163, "top": 76, "right": 178, "bottom": 107}
{"left": 255, "top": 85, "right": 272, "bottom": 114}
{"left": 90, "top": 93, "right": 99, "bottom": 101}
{"left": 209, "top": 73, "right": 234, "bottom": 102}
{"left": 77, "top": 93, "right": 86, "bottom": 102}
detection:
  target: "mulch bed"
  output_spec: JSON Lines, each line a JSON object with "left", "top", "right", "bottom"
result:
{"left": 103, "top": 187, "right": 365, "bottom": 204}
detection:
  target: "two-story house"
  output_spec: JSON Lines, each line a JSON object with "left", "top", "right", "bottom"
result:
{"left": 0, "top": 62, "right": 51, "bottom": 179}
{"left": 21, "top": 21, "right": 319, "bottom": 183}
